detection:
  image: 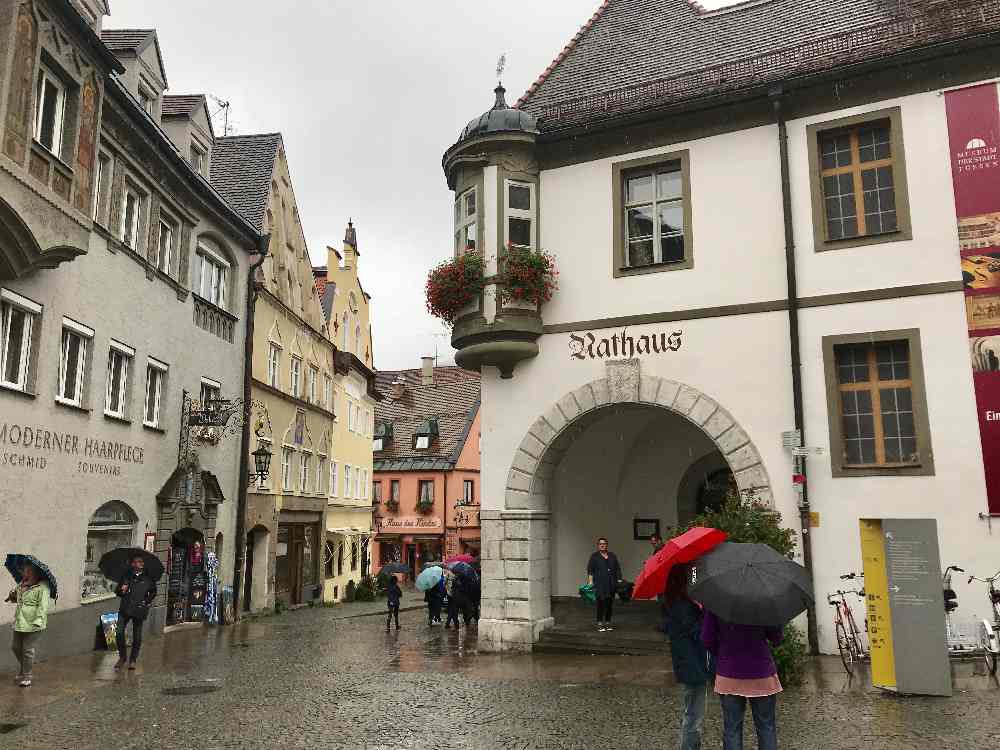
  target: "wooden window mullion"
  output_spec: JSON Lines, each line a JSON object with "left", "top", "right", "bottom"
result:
{"left": 868, "top": 347, "right": 886, "bottom": 464}
{"left": 849, "top": 130, "right": 867, "bottom": 236}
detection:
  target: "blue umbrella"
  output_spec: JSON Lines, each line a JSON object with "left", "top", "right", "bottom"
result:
{"left": 416, "top": 565, "right": 444, "bottom": 592}
{"left": 446, "top": 561, "right": 477, "bottom": 580}
{"left": 5, "top": 554, "right": 58, "bottom": 600}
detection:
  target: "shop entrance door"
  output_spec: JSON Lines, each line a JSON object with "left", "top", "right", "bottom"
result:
{"left": 166, "top": 528, "right": 206, "bottom": 625}
{"left": 243, "top": 530, "right": 254, "bottom": 612}
{"left": 289, "top": 535, "right": 304, "bottom": 605}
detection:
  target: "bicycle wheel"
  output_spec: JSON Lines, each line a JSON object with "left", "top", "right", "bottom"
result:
{"left": 982, "top": 622, "right": 999, "bottom": 676}
{"left": 836, "top": 620, "right": 854, "bottom": 674}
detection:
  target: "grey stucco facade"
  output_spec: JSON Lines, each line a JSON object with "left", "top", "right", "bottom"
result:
{"left": 0, "top": 2, "right": 260, "bottom": 669}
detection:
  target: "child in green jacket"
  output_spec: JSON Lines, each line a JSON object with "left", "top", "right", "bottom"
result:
{"left": 6, "top": 563, "right": 52, "bottom": 687}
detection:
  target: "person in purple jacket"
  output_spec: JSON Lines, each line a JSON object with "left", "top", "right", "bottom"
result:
{"left": 701, "top": 610, "right": 783, "bottom": 750}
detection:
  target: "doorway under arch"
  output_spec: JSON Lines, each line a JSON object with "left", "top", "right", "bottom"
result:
{"left": 480, "top": 366, "right": 774, "bottom": 651}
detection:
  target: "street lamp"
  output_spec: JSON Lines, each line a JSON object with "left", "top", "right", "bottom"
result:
{"left": 249, "top": 441, "right": 272, "bottom": 484}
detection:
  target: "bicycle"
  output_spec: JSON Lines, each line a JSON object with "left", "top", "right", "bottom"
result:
{"left": 966, "top": 568, "right": 1000, "bottom": 675}
{"left": 828, "top": 572, "right": 868, "bottom": 674}
{"left": 942, "top": 565, "right": 969, "bottom": 653}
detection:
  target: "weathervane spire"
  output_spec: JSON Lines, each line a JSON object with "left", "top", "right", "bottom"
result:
{"left": 496, "top": 53, "right": 506, "bottom": 86}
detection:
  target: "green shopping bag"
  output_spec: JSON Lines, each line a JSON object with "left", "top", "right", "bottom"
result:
{"left": 578, "top": 582, "right": 596, "bottom": 604}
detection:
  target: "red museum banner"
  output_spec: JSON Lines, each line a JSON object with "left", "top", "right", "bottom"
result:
{"left": 945, "top": 82, "right": 1000, "bottom": 513}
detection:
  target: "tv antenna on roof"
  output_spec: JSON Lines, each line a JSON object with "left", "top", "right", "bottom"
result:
{"left": 210, "top": 95, "right": 232, "bottom": 136}
{"left": 496, "top": 53, "right": 506, "bottom": 85}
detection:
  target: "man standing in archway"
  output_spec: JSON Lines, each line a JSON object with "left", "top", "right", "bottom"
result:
{"left": 587, "top": 538, "right": 622, "bottom": 633}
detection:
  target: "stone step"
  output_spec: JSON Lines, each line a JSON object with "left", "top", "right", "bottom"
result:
{"left": 534, "top": 629, "right": 672, "bottom": 657}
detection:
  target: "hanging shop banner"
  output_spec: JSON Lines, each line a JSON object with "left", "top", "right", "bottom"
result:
{"left": 945, "top": 82, "right": 1000, "bottom": 514}
{"left": 860, "top": 519, "right": 951, "bottom": 696}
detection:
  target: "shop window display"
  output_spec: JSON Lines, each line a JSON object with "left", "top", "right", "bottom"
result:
{"left": 81, "top": 501, "right": 137, "bottom": 601}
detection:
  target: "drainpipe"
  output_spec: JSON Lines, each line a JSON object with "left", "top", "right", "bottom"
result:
{"left": 771, "top": 90, "right": 819, "bottom": 655}
{"left": 232, "top": 235, "right": 270, "bottom": 619}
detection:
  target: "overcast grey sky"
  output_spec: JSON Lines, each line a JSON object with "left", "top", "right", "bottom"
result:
{"left": 109, "top": 1, "right": 735, "bottom": 370}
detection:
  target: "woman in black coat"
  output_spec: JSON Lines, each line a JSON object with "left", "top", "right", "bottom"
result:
{"left": 586, "top": 537, "right": 622, "bottom": 632}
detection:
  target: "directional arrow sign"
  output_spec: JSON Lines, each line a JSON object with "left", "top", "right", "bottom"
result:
{"left": 885, "top": 531, "right": 895, "bottom": 541}
{"left": 890, "top": 585, "right": 900, "bottom": 593}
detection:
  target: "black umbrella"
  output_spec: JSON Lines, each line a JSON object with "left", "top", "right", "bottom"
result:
{"left": 98, "top": 548, "right": 165, "bottom": 583}
{"left": 689, "top": 542, "right": 813, "bottom": 627}
{"left": 378, "top": 562, "right": 409, "bottom": 577}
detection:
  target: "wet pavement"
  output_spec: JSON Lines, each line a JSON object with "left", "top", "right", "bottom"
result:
{"left": 1, "top": 604, "right": 998, "bottom": 749}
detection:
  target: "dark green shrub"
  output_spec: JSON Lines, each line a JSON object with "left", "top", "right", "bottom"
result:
{"left": 344, "top": 579, "right": 357, "bottom": 602}
{"left": 354, "top": 576, "right": 376, "bottom": 602}
{"left": 773, "top": 623, "right": 808, "bottom": 686}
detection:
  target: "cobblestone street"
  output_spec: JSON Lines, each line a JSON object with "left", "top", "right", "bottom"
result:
{"left": 2, "top": 605, "right": 999, "bottom": 749}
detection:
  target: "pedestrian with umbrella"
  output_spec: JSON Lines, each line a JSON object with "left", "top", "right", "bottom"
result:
{"left": 691, "top": 542, "right": 813, "bottom": 750}
{"left": 416, "top": 565, "right": 444, "bottom": 626}
{"left": 664, "top": 565, "right": 712, "bottom": 750}
{"left": 385, "top": 574, "right": 402, "bottom": 632}
{"left": 100, "top": 548, "right": 163, "bottom": 671}
{"left": 5, "top": 554, "right": 56, "bottom": 687}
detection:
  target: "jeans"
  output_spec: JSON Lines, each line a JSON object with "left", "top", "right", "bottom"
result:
{"left": 11, "top": 631, "right": 41, "bottom": 678}
{"left": 719, "top": 693, "right": 777, "bottom": 750}
{"left": 596, "top": 596, "right": 614, "bottom": 623}
{"left": 680, "top": 683, "right": 707, "bottom": 750}
{"left": 386, "top": 604, "right": 400, "bottom": 629}
{"left": 116, "top": 614, "right": 145, "bottom": 663}
{"left": 446, "top": 599, "right": 460, "bottom": 627}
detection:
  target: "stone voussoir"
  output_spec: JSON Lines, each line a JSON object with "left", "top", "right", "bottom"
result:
{"left": 688, "top": 395, "right": 718, "bottom": 427}
{"left": 573, "top": 383, "right": 597, "bottom": 413}
{"left": 673, "top": 385, "right": 700, "bottom": 415}
{"left": 717, "top": 424, "right": 750, "bottom": 454}
{"left": 639, "top": 375, "right": 661, "bottom": 404}
{"left": 590, "top": 378, "right": 611, "bottom": 406}
{"left": 703, "top": 407, "right": 735, "bottom": 438}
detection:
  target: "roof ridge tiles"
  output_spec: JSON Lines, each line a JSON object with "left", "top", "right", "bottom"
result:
{"left": 515, "top": 0, "right": 611, "bottom": 109}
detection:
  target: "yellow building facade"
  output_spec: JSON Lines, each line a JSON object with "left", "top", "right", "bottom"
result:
{"left": 215, "top": 133, "right": 336, "bottom": 610}
{"left": 316, "top": 225, "right": 380, "bottom": 601}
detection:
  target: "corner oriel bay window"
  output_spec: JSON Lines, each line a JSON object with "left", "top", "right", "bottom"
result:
{"left": 58, "top": 319, "right": 94, "bottom": 407}
{"left": 505, "top": 180, "right": 535, "bottom": 249}
{"left": 0, "top": 290, "right": 40, "bottom": 393}
{"left": 808, "top": 107, "right": 911, "bottom": 250}
{"left": 613, "top": 151, "right": 693, "bottom": 277}
{"left": 454, "top": 187, "right": 477, "bottom": 254}
{"left": 104, "top": 341, "right": 134, "bottom": 419}
{"left": 823, "top": 330, "right": 933, "bottom": 477}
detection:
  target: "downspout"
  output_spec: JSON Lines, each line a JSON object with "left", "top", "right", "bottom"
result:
{"left": 232, "top": 235, "right": 270, "bottom": 619}
{"left": 771, "top": 90, "right": 819, "bottom": 655}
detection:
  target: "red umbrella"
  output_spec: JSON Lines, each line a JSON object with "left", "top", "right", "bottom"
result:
{"left": 632, "top": 527, "right": 727, "bottom": 600}
{"left": 445, "top": 553, "right": 476, "bottom": 565}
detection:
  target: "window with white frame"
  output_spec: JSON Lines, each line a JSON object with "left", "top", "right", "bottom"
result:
{"left": 267, "top": 344, "right": 281, "bottom": 388}
{"left": 317, "top": 457, "right": 326, "bottom": 494}
{"left": 34, "top": 65, "right": 65, "bottom": 155}
{"left": 143, "top": 358, "right": 168, "bottom": 428}
{"left": 454, "top": 187, "right": 477, "bottom": 254}
{"left": 281, "top": 448, "right": 292, "bottom": 491}
{"left": 156, "top": 217, "right": 175, "bottom": 274}
{"left": 93, "top": 153, "right": 111, "bottom": 223}
{"left": 341, "top": 312, "right": 348, "bottom": 350}
{"left": 330, "top": 460, "right": 338, "bottom": 497}
{"left": 308, "top": 366, "right": 318, "bottom": 403}
{"left": 196, "top": 243, "right": 228, "bottom": 309}
{"left": 290, "top": 357, "right": 302, "bottom": 398}
{"left": 464, "top": 479, "right": 474, "bottom": 504}
{"left": 301, "top": 453, "right": 311, "bottom": 493}
{"left": 347, "top": 400, "right": 354, "bottom": 432}
{"left": 504, "top": 180, "right": 535, "bottom": 249}
{"left": 354, "top": 326, "right": 361, "bottom": 356}
{"left": 104, "top": 341, "right": 134, "bottom": 418}
{"left": 120, "top": 184, "right": 143, "bottom": 250}
{"left": 138, "top": 82, "right": 156, "bottom": 115}
{"left": 0, "top": 290, "right": 40, "bottom": 392}
{"left": 57, "top": 319, "right": 93, "bottom": 407}
{"left": 199, "top": 377, "right": 221, "bottom": 406}
{"left": 344, "top": 465, "right": 352, "bottom": 498}
{"left": 362, "top": 469, "right": 369, "bottom": 499}
{"left": 323, "top": 374, "right": 332, "bottom": 409}
{"left": 190, "top": 142, "right": 207, "bottom": 176}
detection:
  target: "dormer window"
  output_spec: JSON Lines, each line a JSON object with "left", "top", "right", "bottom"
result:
{"left": 138, "top": 80, "right": 156, "bottom": 116}
{"left": 190, "top": 141, "right": 207, "bottom": 176}
{"left": 413, "top": 418, "right": 439, "bottom": 450}
{"left": 374, "top": 421, "right": 393, "bottom": 452}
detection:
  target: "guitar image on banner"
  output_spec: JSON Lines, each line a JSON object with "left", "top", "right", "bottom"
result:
{"left": 962, "top": 254, "right": 1000, "bottom": 290}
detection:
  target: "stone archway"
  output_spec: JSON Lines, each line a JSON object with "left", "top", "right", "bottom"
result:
{"left": 478, "top": 359, "right": 774, "bottom": 652}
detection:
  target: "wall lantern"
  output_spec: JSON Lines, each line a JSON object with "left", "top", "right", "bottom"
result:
{"left": 250, "top": 441, "right": 272, "bottom": 484}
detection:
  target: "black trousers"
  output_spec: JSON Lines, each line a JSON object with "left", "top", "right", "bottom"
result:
{"left": 116, "top": 614, "right": 144, "bottom": 662}
{"left": 445, "top": 597, "right": 460, "bottom": 627}
{"left": 386, "top": 604, "right": 400, "bottom": 629}
{"left": 428, "top": 599, "right": 442, "bottom": 623}
{"left": 596, "top": 596, "right": 614, "bottom": 623}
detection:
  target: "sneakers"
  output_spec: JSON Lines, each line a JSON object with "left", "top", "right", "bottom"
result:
{"left": 17, "top": 678, "right": 31, "bottom": 687}
{"left": 597, "top": 622, "right": 607, "bottom": 632}
{"left": 605, "top": 623, "right": 615, "bottom": 632}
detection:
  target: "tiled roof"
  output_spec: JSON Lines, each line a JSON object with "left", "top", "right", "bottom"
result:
{"left": 209, "top": 133, "right": 282, "bottom": 231}
{"left": 161, "top": 95, "right": 205, "bottom": 117}
{"left": 313, "top": 267, "right": 328, "bottom": 300}
{"left": 517, "top": 0, "right": 1000, "bottom": 132}
{"left": 373, "top": 368, "right": 480, "bottom": 469}
{"left": 99, "top": 28, "right": 154, "bottom": 53}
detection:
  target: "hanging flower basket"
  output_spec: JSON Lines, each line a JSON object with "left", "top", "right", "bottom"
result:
{"left": 425, "top": 251, "right": 486, "bottom": 324}
{"left": 416, "top": 500, "right": 434, "bottom": 515}
{"left": 497, "top": 245, "right": 558, "bottom": 307}
{"left": 384, "top": 499, "right": 399, "bottom": 511}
